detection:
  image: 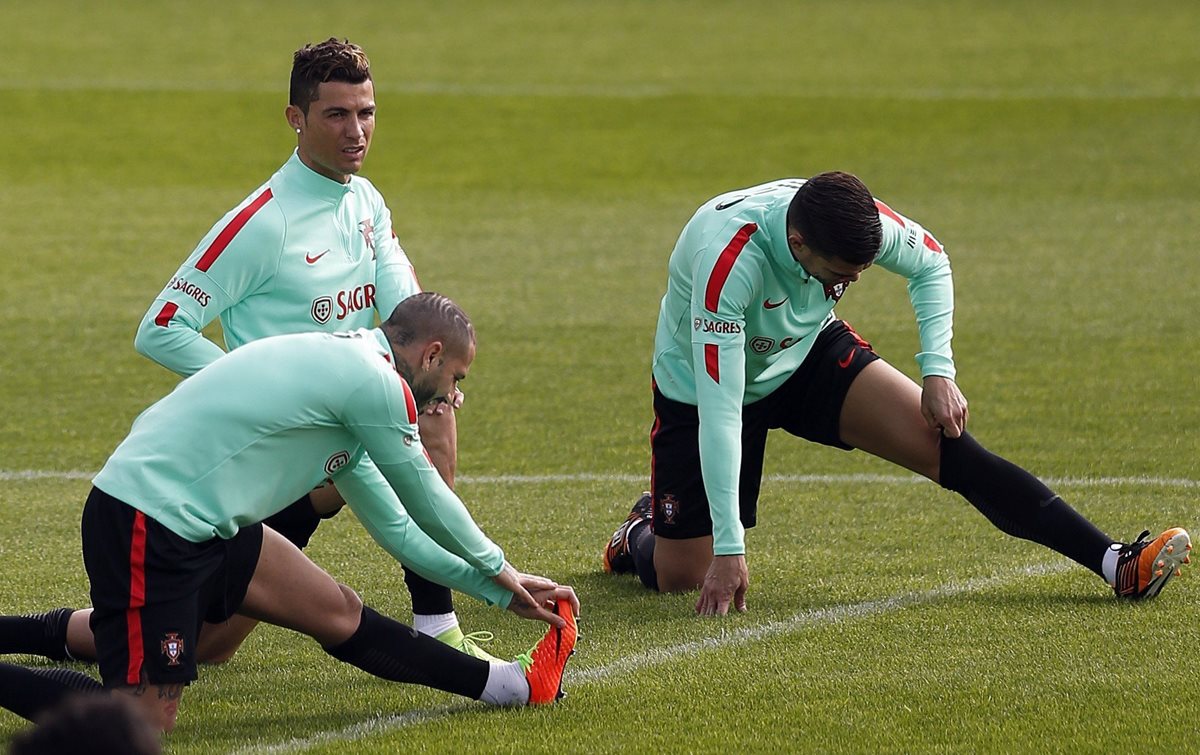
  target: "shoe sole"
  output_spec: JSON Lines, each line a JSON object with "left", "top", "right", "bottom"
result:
{"left": 1139, "top": 529, "right": 1192, "bottom": 599}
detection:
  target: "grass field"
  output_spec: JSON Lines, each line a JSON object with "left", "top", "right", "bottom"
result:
{"left": 1, "top": 1, "right": 1198, "bottom": 752}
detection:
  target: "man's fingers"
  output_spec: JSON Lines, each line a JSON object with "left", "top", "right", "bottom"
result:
{"left": 554, "top": 586, "right": 581, "bottom": 617}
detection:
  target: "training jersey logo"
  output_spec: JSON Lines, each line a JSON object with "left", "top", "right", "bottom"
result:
{"left": 359, "top": 219, "right": 376, "bottom": 260}
{"left": 168, "top": 277, "right": 211, "bottom": 307}
{"left": 310, "top": 284, "right": 377, "bottom": 325}
{"left": 693, "top": 317, "right": 742, "bottom": 335}
{"left": 763, "top": 298, "right": 787, "bottom": 309}
{"left": 749, "top": 336, "right": 775, "bottom": 354}
{"left": 311, "top": 296, "right": 334, "bottom": 324}
{"left": 161, "top": 632, "right": 185, "bottom": 666}
{"left": 325, "top": 451, "right": 351, "bottom": 476}
{"left": 305, "top": 249, "right": 330, "bottom": 264}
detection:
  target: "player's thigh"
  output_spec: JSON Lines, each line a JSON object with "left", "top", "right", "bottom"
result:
{"left": 654, "top": 535, "right": 715, "bottom": 592}
{"left": 196, "top": 614, "right": 260, "bottom": 665}
{"left": 309, "top": 482, "right": 346, "bottom": 516}
{"left": 839, "top": 359, "right": 940, "bottom": 479}
{"left": 237, "top": 527, "right": 362, "bottom": 646}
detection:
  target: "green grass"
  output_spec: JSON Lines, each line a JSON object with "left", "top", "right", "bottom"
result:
{"left": 1, "top": 0, "right": 1198, "bottom": 752}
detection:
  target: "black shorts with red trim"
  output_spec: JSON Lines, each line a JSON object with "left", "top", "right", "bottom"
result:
{"left": 650, "top": 319, "right": 879, "bottom": 541}
{"left": 81, "top": 487, "right": 263, "bottom": 688}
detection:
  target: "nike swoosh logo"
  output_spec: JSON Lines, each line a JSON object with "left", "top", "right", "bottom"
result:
{"left": 305, "top": 250, "right": 330, "bottom": 264}
{"left": 763, "top": 298, "right": 788, "bottom": 309}
{"left": 838, "top": 349, "right": 855, "bottom": 369}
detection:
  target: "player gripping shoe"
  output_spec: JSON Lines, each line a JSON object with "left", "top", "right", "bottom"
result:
{"left": 1113, "top": 528, "right": 1192, "bottom": 600}
{"left": 603, "top": 492, "right": 652, "bottom": 574}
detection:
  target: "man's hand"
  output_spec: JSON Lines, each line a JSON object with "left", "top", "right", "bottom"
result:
{"left": 494, "top": 563, "right": 580, "bottom": 629}
{"left": 921, "top": 375, "right": 968, "bottom": 438}
{"left": 695, "top": 554, "right": 749, "bottom": 616}
{"left": 424, "top": 388, "right": 465, "bottom": 416}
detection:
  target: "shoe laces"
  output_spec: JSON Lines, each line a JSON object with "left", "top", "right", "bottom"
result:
{"left": 514, "top": 649, "right": 535, "bottom": 672}
{"left": 459, "top": 630, "right": 495, "bottom": 650}
{"left": 1118, "top": 530, "right": 1152, "bottom": 558}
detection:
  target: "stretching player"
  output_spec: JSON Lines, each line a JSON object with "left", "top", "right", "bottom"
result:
{"left": 0, "top": 38, "right": 495, "bottom": 665}
{"left": 0, "top": 294, "right": 578, "bottom": 732}
{"left": 602, "top": 172, "right": 1190, "bottom": 613}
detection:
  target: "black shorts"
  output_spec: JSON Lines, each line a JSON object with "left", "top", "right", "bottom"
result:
{"left": 650, "top": 319, "right": 879, "bottom": 540}
{"left": 81, "top": 487, "right": 263, "bottom": 688}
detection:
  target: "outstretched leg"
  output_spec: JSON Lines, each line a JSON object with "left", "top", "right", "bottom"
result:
{"left": 839, "top": 359, "right": 1114, "bottom": 574}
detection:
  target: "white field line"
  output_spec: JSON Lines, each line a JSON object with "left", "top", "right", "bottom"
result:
{"left": 2, "top": 79, "right": 1198, "bottom": 100}
{"left": 3, "top": 469, "right": 1197, "bottom": 489}
{"left": 231, "top": 562, "right": 1071, "bottom": 755}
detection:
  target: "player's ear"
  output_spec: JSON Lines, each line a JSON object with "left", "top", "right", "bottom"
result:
{"left": 787, "top": 230, "right": 805, "bottom": 253}
{"left": 285, "top": 104, "right": 304, "bottom": 133}
{"left": 422, "top": 341, "right": 443, "bottom": 371}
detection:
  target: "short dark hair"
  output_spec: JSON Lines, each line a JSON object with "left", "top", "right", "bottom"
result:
{"left": 383, "top": 292, "right": 476, "bottom": 356}
{"left": 10, "top": 694, "right": 162, "bottom": 755}
{"left": 289, "top": 38, "right": 372, "bottom": 114}
{"left": 786, "top": 171, "right": 882, "bottom": 265}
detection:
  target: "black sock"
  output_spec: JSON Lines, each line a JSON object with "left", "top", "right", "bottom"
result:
{"left": 939, "top": 432, "right": 1113, "bottom": 575}
{"left": 0, "top": 662, "right": 102, "bottom": 722}
{"left": 0, "top": 608, "right": 75, "bottom": 661}
{"left": 402, "top": 567, "right": 455, "bottom": 616}
{"left": 324, "top": 605, "right": 489, "bottom": 699}
{"left": 629, "top": 521, "right": 659, "bottom": 591}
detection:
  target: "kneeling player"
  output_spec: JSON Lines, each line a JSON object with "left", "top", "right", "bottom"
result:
{"left": 602, "top": 172, "right": 1189, "bottom": 614}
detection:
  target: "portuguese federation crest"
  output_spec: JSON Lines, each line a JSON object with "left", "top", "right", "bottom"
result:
{"left": 161, "top": 632, "right": 185, "bottom": 666}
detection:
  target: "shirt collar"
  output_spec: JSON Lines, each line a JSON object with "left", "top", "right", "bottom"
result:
{"left": 281, "top": 150, "right": 356, "bottom": 203}
{"left": 371, "top": 328, "right": 400, "bottom": 370}
{"left": 765, "top": 202, "right": 811, "bottom": 281}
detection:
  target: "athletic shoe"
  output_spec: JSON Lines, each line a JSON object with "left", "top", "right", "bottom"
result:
{"left": 518, "top": 599, "right": 578, "bottom": 705}
{"left": 1114, "top": 528, "right": 1192, "bottom": 600}
{"left": 436, "top": 626, "right": 502, "bottom": 663}
{"left": 602, "top": 492, "right": 653, "bottom": 574}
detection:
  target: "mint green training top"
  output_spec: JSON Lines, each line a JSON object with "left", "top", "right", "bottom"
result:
{"left": 134, "top": 149, "right": 419, "bottom": 373}
{"left": 94, "top": 328, "right": 512, "bottom": 608}
{"left": 652, "top": 179, "right": 955, "bottom": 556}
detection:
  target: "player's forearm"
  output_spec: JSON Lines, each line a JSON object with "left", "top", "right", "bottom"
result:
{"left": 133, "top": 306, "right": 225, "bottom": 377}
{"left": 356, "top": 505, "right": 512, "bottom": 607}
{"left": 376, "top": 458, "right": 505, "bottom": 574}
{"left": 695, "top": 390, "right": 747, "bottom": 555}
{"left": 906, "top": 263, "right": 956, "bottom": 379}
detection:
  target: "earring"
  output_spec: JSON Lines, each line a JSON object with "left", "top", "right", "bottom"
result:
{"left": 295, "top": 128, "right": 301, "bottom": 134}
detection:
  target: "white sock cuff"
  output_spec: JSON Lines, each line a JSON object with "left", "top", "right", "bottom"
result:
{"left": 412, "top": 611, "right": 458, "bottom": 638}
{"left": 479, "top": 660, "right": 529, "bottom": 706}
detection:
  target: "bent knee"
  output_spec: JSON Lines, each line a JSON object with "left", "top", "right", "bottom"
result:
{"left": 330, "top": 583, "right": 364, "bottom": 635}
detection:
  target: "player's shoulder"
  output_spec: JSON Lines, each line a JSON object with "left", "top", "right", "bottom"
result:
{"left": 701, "top": 178, "right": 805, "bottom": 214}
{"left": 873, "top": 197, "right": 944, "bottom": 257}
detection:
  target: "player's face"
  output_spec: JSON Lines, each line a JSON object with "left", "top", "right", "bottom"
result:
{"left": 789, "top": 235, "right": 872, "bottom": 287}
{"left": 288, "top": 80, "right": 376, "bottom": 183}
{"left": 410, "top": 341, "right": 475, "bottom": 411}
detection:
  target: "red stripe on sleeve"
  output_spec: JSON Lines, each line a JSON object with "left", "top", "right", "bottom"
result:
{"left": 400, "top": 378, "right": 419, "bottom": 424}
{"left": 703, "top": 223, "right": 758, "bottom": 312}
{"left": 153, "top": 302, "right": 179, "bottom": 327}
{"left": 922, "top": 232, "right": 944, "bottom": 253}
{"left": 195, "top": 188, "right": 274, "bottom": 272}
{"left": 704, "top": 343, "right": 720, "bottom": 383}
{"left": 875, "top": 200, "right": 905, "bottom": 228}
{"left": 126, "top": 511, "right": 148, "bottom": 685}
